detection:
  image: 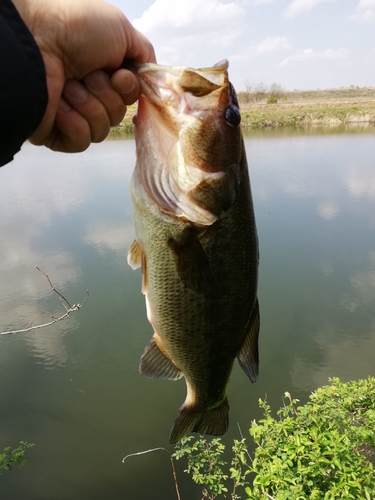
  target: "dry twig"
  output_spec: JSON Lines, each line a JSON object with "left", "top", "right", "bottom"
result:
{"left": 123, "top": 447, "right": 181, "bottom": 500}
{"left": 0, "top": 266, "right": 89, "bottom": 335}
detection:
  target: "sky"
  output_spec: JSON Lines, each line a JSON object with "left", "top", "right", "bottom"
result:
{"left": 110, "top": 0, "right": 375, "bottom": 91}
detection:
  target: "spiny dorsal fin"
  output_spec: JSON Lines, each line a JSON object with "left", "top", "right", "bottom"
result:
{"left": 237, "top": 299, "right": 260, "bottom": 383}
{"left": 168, "top": 229, "right": 213, "bottom": 293}
{"left": 127, "top": 240, "right": 142, "bottom": 269}
{"left": 169, "top": 397, "right": 229, "bottom": 444}
{"left": 140, "top": 336, "right": 183, "bottom": 381}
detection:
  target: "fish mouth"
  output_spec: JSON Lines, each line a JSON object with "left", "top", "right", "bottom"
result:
{"left": 130, "top": 60, "right": 240, "bottom": 226}
{"left": 129, "top": 60, "right": 230, "bottom": 114}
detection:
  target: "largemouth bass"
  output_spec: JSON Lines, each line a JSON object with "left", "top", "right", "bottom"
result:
{"left": 127, "top": 60, "right": 259, "bottom": 444}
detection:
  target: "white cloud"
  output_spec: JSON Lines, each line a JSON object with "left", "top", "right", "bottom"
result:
{"left": 279, "top": 48, "right": 350, "bottom": 66}
{"left": 344, "top": 168, "right": 375, "bottom": 199}
{"left": 349, "top": 0, "right": 375, "bottom": 21}
{"left": 316, "top": 201, "right": 339, "bottom": 220}
{"left": 231, "top": 36, "right": 291, "bottom": 60}
{"left": 133, "top": 0, "right": 244, "bottom": 35}
{"left": 210, "top": 34, "right": 240, "bottom": 48}
{"left": 240, "top": 0, "right": 275, "bottom": 5}
{"left": 83, "top": 222, "right": 136, "bottom": 255}
{"left": 132, "top": 0, "right": 245, "bottom": 66}
{"left": 283, "top": 0, "right": 336, "bottom": 18}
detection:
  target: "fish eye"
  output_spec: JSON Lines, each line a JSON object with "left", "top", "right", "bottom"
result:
{"left": 225, "top": 105, "right": 241, "bottom": 128}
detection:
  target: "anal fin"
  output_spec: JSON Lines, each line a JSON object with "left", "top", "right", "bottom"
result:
{"left": 169, "top": 397, "right": 229, "bottom": 444}
{"left": 237, "top": 299, "right": 260, "bottom": 383}
{"left": 140, "top": 336, "right": 183, "bottom": 381}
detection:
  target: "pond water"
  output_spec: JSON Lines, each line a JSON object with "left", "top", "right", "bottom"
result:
{"left": 0, "top": 126, "right": 375, "bottom": 499}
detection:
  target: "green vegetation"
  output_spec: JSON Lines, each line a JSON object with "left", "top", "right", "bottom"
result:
{"left": 174, "top": 437, "right": 248, "bottom": 499}
{"left": 266, "top": 97, "right": 278, "bottom": 104}
{"left": 0, "top": 442, "right": 35, "bottom": 474}
{"left": 240, "top": 104, "right": 375, "bottom": 128}
{"left": 174, "top": 377, "right": 375, "bottom": 500}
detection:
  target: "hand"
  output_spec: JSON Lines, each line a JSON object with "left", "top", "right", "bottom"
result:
{"left": 13, "top": 0, "right": 156, "bottom": 152}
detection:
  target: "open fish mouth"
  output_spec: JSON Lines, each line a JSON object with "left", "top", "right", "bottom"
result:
{"left": 130, "top": 59, "right": 231, "bottom": 119}
{"left": 129, "top": 60, "right": 242, "bottom": 226}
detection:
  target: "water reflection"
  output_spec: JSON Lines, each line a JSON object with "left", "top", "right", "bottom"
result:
{"left": 83, "top": 222, "right": 136, "bottom": 255}
{"left": 0, "top": 129, "right": 374, "bottom": 499}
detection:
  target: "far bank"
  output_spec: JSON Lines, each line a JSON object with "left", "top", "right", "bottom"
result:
{"left": 111, "top": 86, "right": 375, "bottom": 133}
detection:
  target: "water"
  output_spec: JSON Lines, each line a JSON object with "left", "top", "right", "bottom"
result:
{"left": 0, "top": 128, "right": 375, "bottom": 499}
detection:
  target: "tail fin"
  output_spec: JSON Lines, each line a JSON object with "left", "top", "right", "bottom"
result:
{"left": 169, "top": 398, "right": 229, "bottom": 444}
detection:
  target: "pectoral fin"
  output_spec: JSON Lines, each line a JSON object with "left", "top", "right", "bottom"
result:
{"left": 127, "top": 240, "right": 142, "bottom": 269}
{"left": 237, "top": 299, "right": 260, "bottom": 383}
{"left": 168, "top": 229, "right": 213, "bottom": 293}
{"left": 128, "top": 240, "right": 148, "bottom": 294}
{"left": 140, "top": 335, "right": 183, "bottom": 381}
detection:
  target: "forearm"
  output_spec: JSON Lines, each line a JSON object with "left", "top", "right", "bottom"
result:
{"left": 0, "top": 0, "right": 48, "bottom": 166}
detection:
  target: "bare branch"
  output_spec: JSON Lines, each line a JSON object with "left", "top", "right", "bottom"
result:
{"left": 24, "top": 311, "right": 44, "bottom": 330}
{"left": 1, "top": 268, "right": 89, "bottom": 336}
{"left": 237, "top": 423, "right": 253, "bottom": 463}
{"left": 123, "top": 447, "right": 181, "bottom": 500}
{"left": 35, "top": 266, "right": 72, "bottom": 309}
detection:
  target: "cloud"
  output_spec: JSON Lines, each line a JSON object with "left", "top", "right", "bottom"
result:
{"left": 231, "top": 36, "right": 291, "bottom": 60}
{"left": 133, "top": 0, "right": 244, "bottom": 35}
{"left": 349, "top": 0, "right": 375, "bottom": 21}
{"left": 283, "top": 0, "right": 336, "bottom": 18}
{"left": 316, "top": 201, "right": 339, "bottom": 220}
{"left": 132, "top": 0, "right": 245, "bottom": 65}
{"left": 240, "top": 0, "right": 275, "bottom": 5}
{"left": 344, "top": 168, "right": 375, "bottom": 199}
{"left": 83, "top": 222, "right": 136, "bottom": 255}
{"left": 279, "top": 48, "right": 350, "bottom": 66}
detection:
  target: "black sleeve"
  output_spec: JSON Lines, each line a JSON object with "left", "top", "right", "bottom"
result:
{"left": 0, "top": 0, "right": 48, "bottom": 167}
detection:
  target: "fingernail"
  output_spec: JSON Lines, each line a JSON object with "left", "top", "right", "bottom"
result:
{"left": 58, "top": 98, "right": 71, "bottom": 112}
{"left": 64, "top": 80, "right": 88, "bottom": 101}
{"left": 85, "top": 71, "right": 110, "bottom": 93}
{"left": 119, "top": 82, "right": 135, "bottom": 95}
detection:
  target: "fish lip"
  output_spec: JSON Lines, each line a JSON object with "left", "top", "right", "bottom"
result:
{"left": 126, "top": 60, "right": 230, "bottom": 95}
{"left": 128, "top": 59, "right": 229, "bottom": 76}
{"left": 129, "top": 60, "right": 231, "bottom": 113}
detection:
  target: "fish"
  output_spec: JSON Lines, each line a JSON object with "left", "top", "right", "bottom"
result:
{"left": 127, "top": 60, "right": 259, "bottom": 444}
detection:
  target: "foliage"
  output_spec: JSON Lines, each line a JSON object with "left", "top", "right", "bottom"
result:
{"left": 266, "top": 97, "right": 278, "bottom": 104}
{"left": 174, "top": 378, "right": 375, "bottom": 500}
{"left": 246, "top": 377, "right": 375, "bottom": 500}
{"left": 173, "top": 436, "right": 249, "bottom": 499}
{"left": 0, "top": 442, "right": 35, "bottom": 475}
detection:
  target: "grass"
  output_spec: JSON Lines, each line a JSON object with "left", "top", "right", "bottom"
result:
{"left": 110, "top": 86, "right": 375, "bottom": 134}
{"left": 240, "top": 103, "right": 375, "bottom": 128}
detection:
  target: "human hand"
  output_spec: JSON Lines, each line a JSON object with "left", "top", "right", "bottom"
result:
{"left": 12, "top": 0, "right": 156, "bottom": 152}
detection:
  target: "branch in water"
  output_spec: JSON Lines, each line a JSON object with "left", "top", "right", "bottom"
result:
{"left": 0, "top": 266, "right": 89, "bottom": 335}
{"left": 123, "top": 447, "right": 181, "bottom": 500}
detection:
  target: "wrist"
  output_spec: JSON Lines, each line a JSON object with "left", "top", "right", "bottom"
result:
{"left": 11, "top": 0, "right": 33, "bottom": 29}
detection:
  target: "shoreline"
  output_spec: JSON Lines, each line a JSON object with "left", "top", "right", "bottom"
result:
{"left": 110, "top": 98, "right": 375, "bottom": 134}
